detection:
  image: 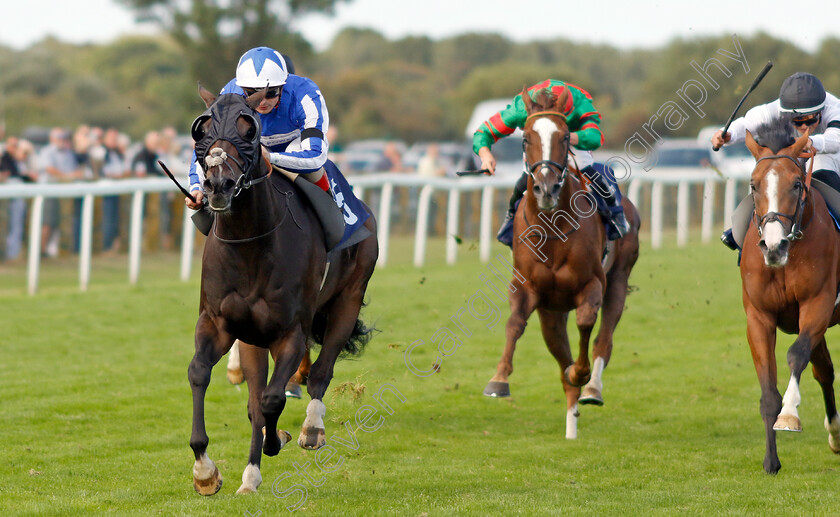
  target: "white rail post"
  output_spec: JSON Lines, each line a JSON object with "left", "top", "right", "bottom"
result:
{"left": 479, "top": 185, "right": 494, "bottom": 263}
{"left": 701, "top": 179, "right": 715, "bottom": 244}
{"left": 446, "top": 188, "right": 460, "bottom": 265}
{"left": 651, "top": 182, "right": 664, "bottom": 249}
{"left": 627, "top": 178, "right": 643, "bottom": 207}
{"left": 723, "top": 178, "right": 737, "bottom": 231}
{"left": 129, "top": 190, "right": 145, "bottom": 284}
{"left": 26, "top": 196, "right": 44, "bottom": 296}
{"left": 79, "top": 194, "right": 95, "bottom": 291}
{"left": 180, "top": 209, "right": 197, "bottom": 281}
{"left": 377, "top": 182, "right": 393, "bottom": 267}
{"left": 676, "top": 181, "right": 689, "bottom": 247}
{"left": 414, "top": 184, "right": 434, "bottom": 267}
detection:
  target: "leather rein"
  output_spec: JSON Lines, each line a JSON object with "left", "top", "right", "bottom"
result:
{"left": 752, "top": 149, "right": 816, "bottom": 241}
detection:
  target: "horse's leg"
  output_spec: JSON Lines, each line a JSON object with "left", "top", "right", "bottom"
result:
{"left": 775, "top": 299, "right": 833, "bottom": 433}
{"left": 565, "top": 279, "right": 603, "bottom": 387}
{"left": 745, "top": 306, "right": 781, "bottom": 474}
{"left": 537, "top": 308, "right": 579, "bottom": 438}
{"left": 580, "top": 264, "right": 629, "bottom": 405}
{"left": 262, "top": 325, "right": 306, "bottom": 457}
{"left": 484, "top": 284, "right": 538, "bottom": 397}
{"left": 226, "top": 340, "right": 245, "bottom": 385}
{"left": 236, "top": 342, "right": 269, "bottom": 494}
{"left": 809, "top": 337, "right": 840, "bottom": 453}
{"left": 285, "top": 347, "right": 311, "bottom": 399}
{"left": 189, "top": 314, "right": 234, "bottom": 495}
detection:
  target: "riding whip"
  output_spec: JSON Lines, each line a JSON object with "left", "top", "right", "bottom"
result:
{"left": 456, "top": 168, "right": 491, "bottom": 176}
{"left": 713, "top": 60, "right": 773, "bottom": 152}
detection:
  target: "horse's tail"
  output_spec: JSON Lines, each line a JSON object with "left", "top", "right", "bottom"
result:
{"left": 310, "top": 304, "right": 378, "bottom": 357}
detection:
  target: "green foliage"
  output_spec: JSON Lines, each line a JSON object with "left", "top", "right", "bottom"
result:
{"left": 1, "top": 25, "right": 838, "bottom": 149}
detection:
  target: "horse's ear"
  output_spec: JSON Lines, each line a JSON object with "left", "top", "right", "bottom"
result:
{"left": 745, "top": 130, "right": 763, "bottom": 159}
{"left": 245, "top": 89, "right": 266, "bottom": 111}
{"left": 521, "top": 85, "right": 534, "bottom": 113}
{"left": 555, "top": 88, "right": 569, "bottom": 113}
{"left": 198, "top": 82, "right": 216, "bottom": 108}
{"left": 790, "top": 127, "right": 813, "bottom": 157}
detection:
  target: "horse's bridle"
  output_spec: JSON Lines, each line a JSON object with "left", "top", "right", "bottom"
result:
{"left": 752, "top": 150, "right": 815, "bottom": 241}
{"left": 523, "top": 111, "right": 571, "bottom": 185}
{"left": 204, "top": 147, "right": 272, "bottom": 198}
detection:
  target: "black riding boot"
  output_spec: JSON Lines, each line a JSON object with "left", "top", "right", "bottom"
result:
{"left": 497, "top": 172, "right": 529, "bottom": 246}
{"left": 581, "top": 165, "right": 630, "bottom": 240}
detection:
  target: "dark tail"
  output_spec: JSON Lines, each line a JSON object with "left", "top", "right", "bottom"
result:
{"left": 310, "top": 306, "right": 378, "bottom": 357}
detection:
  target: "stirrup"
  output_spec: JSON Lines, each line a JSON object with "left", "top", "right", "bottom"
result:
{"left": 496, "top": 210, "right": 515, "bottom": 247}
{"left": 606, "top": 209, "right": 629, "bottom": 241}
{"left": 720, "top": 229, "right": 739, "bottom": 251}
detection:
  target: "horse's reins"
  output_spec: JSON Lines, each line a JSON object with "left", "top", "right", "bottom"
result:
{"left": 753, "top": 148, "right": 816, "bottom": 241}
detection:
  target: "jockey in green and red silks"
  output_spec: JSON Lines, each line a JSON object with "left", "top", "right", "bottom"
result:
{"left": 473, "top": 79, "right": 629, "bottom": 245}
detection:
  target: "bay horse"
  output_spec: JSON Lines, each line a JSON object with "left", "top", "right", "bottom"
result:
{"left": 483, "top": 87, "right": 640, "bottom": 439}
{"left": 188, "top": 86, "right": 378, "bottom": 495}
{"left": 740, "top": 121, "right": 840, "bottom": 474}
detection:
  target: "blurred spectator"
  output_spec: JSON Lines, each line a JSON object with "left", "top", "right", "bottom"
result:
{"left": 69, "top": 125, "right": 95, "bottom": 252}
{"left": 382, "top": 141, "right": 404, "bottom": 172}
{"left": 87, "top": 126, "right": 106, "bottom": 179}
{"left": 0, "top": 137, "right": 38, "bottom": 261}
{"left": 131, "top": 131, "right": 172, "bottom": 250}
{"left": 417, "top": 144, "right": 446, "bottom": 178}
{"left": 39, "top": 127, "right": 83, "bottom": 257}
{"left": 100, "top": 128, "right": 129, "bottom": 254}
{"left": 326, "top": 126, "right": 343, "bottom": 163}
{"left": 157, "top": 128, "right": 180, "bottom": 250}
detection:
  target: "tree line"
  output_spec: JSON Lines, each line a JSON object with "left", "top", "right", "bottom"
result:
{"left": 1, "top": 27, "right": 838, "bottom": 149}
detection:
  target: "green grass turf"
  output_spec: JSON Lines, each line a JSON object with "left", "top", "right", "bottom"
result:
{"left": 2, "top": 237, "right": 840, "bottom": 516}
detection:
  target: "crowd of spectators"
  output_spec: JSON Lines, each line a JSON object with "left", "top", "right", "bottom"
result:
{"left": 0, "top": 124, "right": 193, "bottom": 262}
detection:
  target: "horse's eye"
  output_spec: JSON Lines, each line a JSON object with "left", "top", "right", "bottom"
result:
{"left": 749, "top": 184, "right": 756, "bottom": 192}
{"left": 793, "top": 181, "right": 803, "bottom": 191}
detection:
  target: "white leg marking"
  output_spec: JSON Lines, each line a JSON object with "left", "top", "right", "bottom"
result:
{"left": 825, "top": 414, "right": 840, "bottom": 452}
{"left": 303, "top": 399, "right": 326, "bottom": 430}
{"left": 193, "top": 453, "right": 217, "bottom": 480}
{"left": 532, "top": 118, "right": 559, "bottom": 177}
{"left": 566, "top": 404, "right": 579, "bottom": 439}
{"left": 779, "top": 375, "right": 801, "bottom": 418}
{"left": 227, "top": 340, "right": 241, "bottom": 371}
{"left": 237, "top": 463, "right": 262, "bottom": 494}
{"left": 583, "top": 357, "right": 605, "bottom": 393}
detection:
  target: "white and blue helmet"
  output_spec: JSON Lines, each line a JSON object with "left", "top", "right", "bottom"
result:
{"left": 235, "top": 47, "right": 289, "bottom": 89}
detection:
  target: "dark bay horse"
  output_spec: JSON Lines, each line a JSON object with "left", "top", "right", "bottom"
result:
{"left": 740, "top": 122, "right": 840, "bottom": 474}
{"left": 483, "top": 87, "right": 640, "bottom": 439}
{"left": 188, "top": 86, "right": 378, "bottom": 495}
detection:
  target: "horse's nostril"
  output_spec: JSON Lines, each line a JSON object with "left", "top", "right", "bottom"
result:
{"left": 533, "top": 185, "right": 542, "bottom": 195}
{"left": 203, "top": 179, "right": 213, "bottom": 193}
{"left": 779, "top": 240, "right": 790, "bottom": 253}
{"left": 224, "top": 179, "right": 236, "bottom": 191}
{"left": 551, "top": 184, "right": 561, "bottom": 195}
{"left": 758, "top": 240, "right": 767, "bottom": 251}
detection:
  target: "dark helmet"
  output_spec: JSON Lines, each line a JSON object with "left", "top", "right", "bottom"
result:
{"left": 779, "top": 72, "right": 826, "bottom": 115}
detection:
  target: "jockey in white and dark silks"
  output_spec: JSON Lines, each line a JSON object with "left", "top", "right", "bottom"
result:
{"left": 714, "top": 72, "right": 840, "bottom": 251}
{"left": 186, "top": 47, "right": 367, "bottom": 242}
{"left": 473, "top": 79, "right": 631, "bottom": 246}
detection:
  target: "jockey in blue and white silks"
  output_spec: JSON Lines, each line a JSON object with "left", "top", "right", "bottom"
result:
{"left": 185, "top": 47, "right": 368, "bottom": 244}
{"left": 187, "top": 47, "right": 332, "bottom": 197}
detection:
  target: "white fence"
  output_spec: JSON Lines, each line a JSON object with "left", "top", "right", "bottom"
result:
{"left": 0, "top": 170, "right": 746, "bottom": 294}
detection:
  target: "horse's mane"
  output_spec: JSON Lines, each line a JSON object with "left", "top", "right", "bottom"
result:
{"left": 530, "top": 88, "right": 557, "bottom": 111}
{"left": 753, "top": 116, "right": 797, "bottom": 153}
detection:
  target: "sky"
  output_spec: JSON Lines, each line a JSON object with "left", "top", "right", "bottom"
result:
{"left": 0, "top": 0, "right": 835, "bottom": 53}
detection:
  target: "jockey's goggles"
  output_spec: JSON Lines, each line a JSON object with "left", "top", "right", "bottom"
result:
{"left": 792, "top": 113, "right": 820, "bottom": 127}
{"left": 243, "top": 86, "right": 282, "bottom": 99}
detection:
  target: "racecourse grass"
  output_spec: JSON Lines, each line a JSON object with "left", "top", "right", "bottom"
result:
{"left": 2, "top": 235, "right": 840, "bottom": 516}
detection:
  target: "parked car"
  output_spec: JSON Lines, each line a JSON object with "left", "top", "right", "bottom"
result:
{"left": 697, "top": 125, "right": 754, "bottom": 179}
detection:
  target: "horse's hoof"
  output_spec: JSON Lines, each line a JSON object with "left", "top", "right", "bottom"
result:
{"left": 236, "top": 486, "right": 256, "bottom": 494}
{"left": 193, "top": 467, "right": 223, "bottom": 496}
{"left": 773, "top": 414, "right": 802, "bottom": 432}
{"left": 285, "top": 382, "right": 303, "bottom": 399}
{"left": 483, "top": 381, "right": 510, "bottom": 398}
{"left": 578, "top": 386, "right": 604, "bottom": 406}
{"left": 226, "top": 367, "right": 244, "bottom": 385}
{"left": 564, "top": 365, "right": 591, "bottom": 388}
{"left": 298, "top": 426, "right": 326, "bottom": 449}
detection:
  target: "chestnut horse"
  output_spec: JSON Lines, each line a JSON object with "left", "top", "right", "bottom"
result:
{"left": 188, "top": 86, "right": 378, "bottom": 495}
{"left": 740, "top": 121, "right": 840, "bottom": 474}
{"left": 483, "top": 88, "right": 640, "bottom": 439}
